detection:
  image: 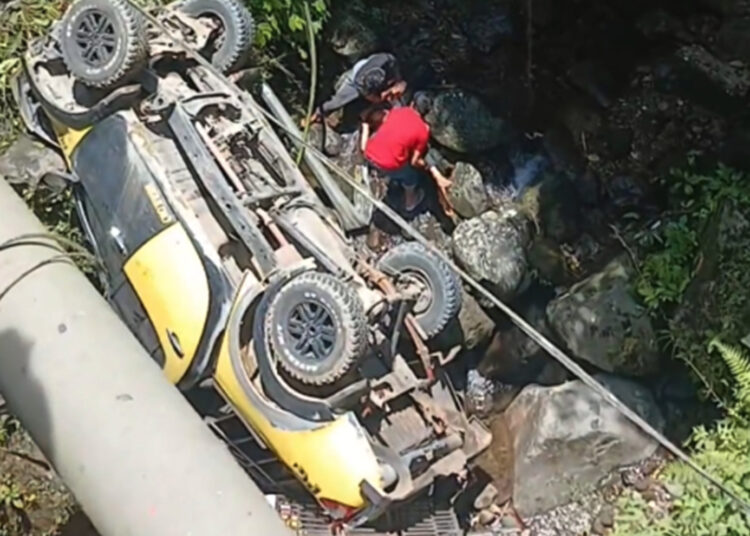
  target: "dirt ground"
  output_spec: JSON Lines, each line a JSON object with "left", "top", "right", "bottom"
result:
{"left": 0, "top": 415, "right": 77, "bottom": 536}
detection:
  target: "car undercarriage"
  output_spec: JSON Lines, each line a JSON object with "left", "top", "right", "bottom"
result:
{"left": 13, "top": 0, "right": 492, "bottom": 533}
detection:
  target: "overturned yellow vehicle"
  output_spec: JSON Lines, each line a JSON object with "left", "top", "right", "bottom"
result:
{"left": 14, "top": 0, "right": 490, "bottom": 529}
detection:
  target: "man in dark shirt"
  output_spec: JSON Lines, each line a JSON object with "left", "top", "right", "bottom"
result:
{"left": 304, "top": 53, "right": 406, "bottom": 125}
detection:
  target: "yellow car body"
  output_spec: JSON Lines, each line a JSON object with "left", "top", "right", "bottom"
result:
{"left": 49, "top": 118, "right": 385, "bottom": 511}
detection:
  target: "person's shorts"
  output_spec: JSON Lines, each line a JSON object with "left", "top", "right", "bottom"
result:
{"left": 371, "top": 163, "right": 422, "bottom": 188}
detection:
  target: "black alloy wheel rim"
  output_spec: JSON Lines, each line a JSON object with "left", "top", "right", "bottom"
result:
{"left": 74, "top": 9, "right": 118, "bottom": 67}
{"left": 286, "top": 300, "right": 337, "bottom": 362}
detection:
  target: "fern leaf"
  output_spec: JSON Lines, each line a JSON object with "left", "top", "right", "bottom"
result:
{"left": 709, "top": 340, "right": 750, "bottom": 410}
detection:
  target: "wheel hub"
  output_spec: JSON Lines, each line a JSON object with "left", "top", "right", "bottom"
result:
{"left": 286, "top": 300, "right": 336, "bottom": 362}
{"left": 401, "top": 271, "right": 433, "bottom": 316}
{"left": 74, "top": 9, "right": 118, "bottom": 67}
{"left": 198, "top": 14, "right": 227, "bottom": 51}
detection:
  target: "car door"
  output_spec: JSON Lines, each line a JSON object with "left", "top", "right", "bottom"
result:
{"left": 69, "top": 113, "right": 221, "bottom": 388}
{"left": 71, "top": 127, "right": 168, "bottom": 368}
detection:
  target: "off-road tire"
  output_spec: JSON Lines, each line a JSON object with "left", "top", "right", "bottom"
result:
{"left": 60, "top": 0, "right": 147, "bottom": 89}
{"left": 178, "top": 0, "right": 255, "bottom": 73}
{"left": 266, "top": 271, "right": 368, "bottom": 386}
{"left": 378, "top": 242, "right": 462, "bottom": 338}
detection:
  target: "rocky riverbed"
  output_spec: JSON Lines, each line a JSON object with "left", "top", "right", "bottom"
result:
{"left": 318, "top": 0, "right": 750, "bottom": 532}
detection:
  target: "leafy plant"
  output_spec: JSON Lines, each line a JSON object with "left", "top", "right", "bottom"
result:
{"left": 614, "top": 339, "right": 750, "bottom": 536}
{"left": 710, "top": 341, "right": 750, "bottom": 415}
{"left": 636, "top": 218, "right": 698, "bottom": 309}
{"left": 615, "top": 164, "right": 750, "bottom": 535}
{"left": 635, "top": 165, "right": 749, "bottom": 311}
{"left": 0, "top": 479, "right": 35, "bottom": 535}
{"left": 634, "top": 165, "right": 750, "bottom": 403}
{"left": 0, "top": 0, "right": 66, "bottom": 148}
{"left": 615, "top": 418, "right": 750, "bottom": 536}
{"left": 248, "top": 0, "right": 329, "bottom": 54}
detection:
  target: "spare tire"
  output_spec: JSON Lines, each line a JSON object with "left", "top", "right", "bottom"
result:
{"left": 60, "top": 0, "right": 147, "bottom": 89}
{"left": 266, "top": 271, "right": 368, "bottom": 386}
{"left": 377, "top": 242, "right": 462, "bottom": 338}
{"left": 178, "top": 0, "right": 255, "bottom": 73}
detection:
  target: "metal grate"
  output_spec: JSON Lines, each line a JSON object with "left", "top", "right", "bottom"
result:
{"left": 278, "top": 497, "right": 463, "bottom": 536}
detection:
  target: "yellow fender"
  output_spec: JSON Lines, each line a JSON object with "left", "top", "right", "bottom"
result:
{"left": 50, "top": 120, "right": 91, "bottom": 166}
{"left": 214, "top": 277, "right": 383, "bottom": 510}
{"left": 124, "top": 223, "right": 210, "bottom": 384}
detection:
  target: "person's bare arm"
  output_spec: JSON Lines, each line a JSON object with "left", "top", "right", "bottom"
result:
{"left": 429, "top": 165, "right": 453, "bottom": 190}
{"left": 360, "top": 122, "right": 371, "bottom": 152}
{"left": 429, "top": 166, "right": 455, "bottom": 217}
{"left": 411, "top": 149, "right": 425, "bottom": 168}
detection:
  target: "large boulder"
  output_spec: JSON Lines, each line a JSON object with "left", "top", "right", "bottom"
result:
{"left": 456, "top": 290, "right": 496, "bottom": 350}
{"left": 307, "top": 123, "right": 345, "bottom": 157}
{"left": 448, "top": 162, "right": 490, "bottom": 219}
{"left": 410, "top": 212, "right": 453, "bottom": 256}
{"left": 676, "top": 45, "right": 750, "bottom": 97}
{"left": 328, "top": 12, "right": 380, "bottom": 60}
{"left": 527, "top": 237, "right": 576, "bottom": 287}
{"left": 435, "top": 289, "right": 496, "bottom": 352}
{"left": 452, "top": 209, "right": 530, "bottom": 299}
{"left": 424, "top": 90, "right": 511, "bottom": 153}
{"left": 546, "top": 256, "right": 660, "bottom": 377}
{"left": 521, "top": 174, "right": 581, "bottom": 244}
{"left": 506, "top": 374, "right": 664, "bottom": 517}
{"left": 0, "top": 135, "right": 66, "bottom": 188}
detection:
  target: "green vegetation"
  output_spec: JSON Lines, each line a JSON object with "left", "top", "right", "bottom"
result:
{"left": 250, "top": 0, "right": 329, "bottom": 52}
{"left": 711, "top": 340, "right": 750, "bottom": 413}
{"left": 616, "top": 166, "right": 750, "bottom": 535}
{"left": 614, "top": 343, "right": 750, "bottom": 536}
{"left": 0, "top": 0, "right": 65, "bottom": 148}
{"left": 0, "top": 416, "right": 33, "bottom": 536}
{"left": 635, "top": 164, "right": 750, "bottom": 403}
{"left": 0, "top": 480, "right": 36, "bottom": 536}
{"left": 636, "top": 165, "right": 749, "bottom": 310}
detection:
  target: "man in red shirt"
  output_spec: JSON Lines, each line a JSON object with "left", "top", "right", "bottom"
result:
{"left": 361, "top": 97, "right": 452, "bottom": 212}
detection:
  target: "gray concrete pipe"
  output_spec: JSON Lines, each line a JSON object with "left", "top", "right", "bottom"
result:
{"left": 0, "top": 178, "right": 290, "bottom": 535}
